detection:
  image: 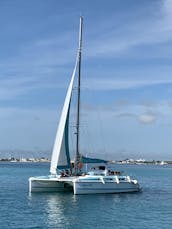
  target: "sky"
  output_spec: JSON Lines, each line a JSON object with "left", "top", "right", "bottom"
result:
{"left": 0, "top": 0, "right": 172, "bottom": 160}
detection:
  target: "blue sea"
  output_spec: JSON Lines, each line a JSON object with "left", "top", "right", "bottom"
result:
{"left": 0, "top": 162, "right": 171, "bottom": 229}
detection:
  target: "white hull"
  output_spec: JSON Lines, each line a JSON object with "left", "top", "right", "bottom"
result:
{"left": 29, "top": 174, "right": 140, "bottom": 195}
{"left": 29, "top": 176, "right": 74, "bottom": 193}
{"left": 73, "top": 176, "right": 140, "bottom": 195}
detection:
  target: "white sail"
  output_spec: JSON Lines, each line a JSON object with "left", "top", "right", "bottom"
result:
{"left": 50, "top": 17, "right": 83, "bottom": 175}
{"left": 50, "top": 56, "right": 78, "bottom": 175}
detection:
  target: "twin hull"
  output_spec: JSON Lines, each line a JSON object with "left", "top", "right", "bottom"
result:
{"left": 73, "top": 180, "right": 140, "bottom": 194}
{"left": 29, "top": 176, "right": 140, "bottom": 194}
{"left": 29, "top": 177, "right": 73, "bottom": 193}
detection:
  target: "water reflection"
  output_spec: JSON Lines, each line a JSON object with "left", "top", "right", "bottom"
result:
{"left": 29, "top": 191, "right": 142, "bottom": 228}
{"left": 46, "top": 194, "right": 69, "bottom": 228}
{"left": 29, "top": 193, "right": 79, "bottom": 228}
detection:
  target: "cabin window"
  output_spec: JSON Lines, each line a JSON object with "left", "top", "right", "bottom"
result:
{"left": 99, "top": 166, "right": 105, "bottom": 170}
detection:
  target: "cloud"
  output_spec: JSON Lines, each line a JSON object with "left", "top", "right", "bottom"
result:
{"left": 115, "top": 111, "right": 156, "bottom": 125}
{"left": 138, "top": 112, "right": 156, "bottom": 124}
{"left": 83, "top": 99, "right": 172, "bottom": 126}
{"left": 163, "top": 0, "right": 172, "bottom": 21}
{"left": 1, "top": 1, "right": 172, "bottom": 105}
{"left": 0, "top": 27, "right": 78, "bottom": 101}
{"left": 0, "top": 59, "right": 75, "bottom": 101}
{"left": 83, "top": 76, "right": 172, "bottom": 91}
{"left": 84, "top": 0, "right": 172, "bottom": 58}
{"left": 114, "top": 111, "right": 135, "bottom": 118}
{"left": 1, "top": 0, "right": 172, "bottom": 104}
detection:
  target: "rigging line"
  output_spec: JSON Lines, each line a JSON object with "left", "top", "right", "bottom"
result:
{"left": 81, "top": 117, "right": 92, "bottom": 156}
{"left": 96, "top": 106, "right": 108, "bottom": 159}
{"left": 85, "top": 121, "right": 95, "bottom": 157}
{"left": 81, "top": 102, "right": 96, "bottom": 158}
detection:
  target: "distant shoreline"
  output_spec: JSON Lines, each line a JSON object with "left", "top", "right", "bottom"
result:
{"left": 0, "top": 157, "right": 50, "bottom": 163}
{"left": 0, "top": 157, "right": 171, "bottom": 165}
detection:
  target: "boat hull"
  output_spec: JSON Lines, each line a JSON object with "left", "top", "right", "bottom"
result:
{"left": 29, "top": 176, "right": 73, "bottom": 193}
{"left": 73, "top": 179, "right": 140, "bottom": 194}
{"left": 29, "top": 175, "right": 141, "bottom": 195}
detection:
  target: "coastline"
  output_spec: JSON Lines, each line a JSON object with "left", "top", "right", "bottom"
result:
{"left": 0, "top": 157, "right": 171, "bottom": 165}
{"left": 0, "top": 157, "right": 50, "bottom": 163}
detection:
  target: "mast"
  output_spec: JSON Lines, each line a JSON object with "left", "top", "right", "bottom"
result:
{"left": 75, "top": 16, "right": 83, "bottom": 172}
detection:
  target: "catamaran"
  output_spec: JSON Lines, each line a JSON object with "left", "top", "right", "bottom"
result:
{"left": 29, "top": 17, "right": 141, "bottom": 194}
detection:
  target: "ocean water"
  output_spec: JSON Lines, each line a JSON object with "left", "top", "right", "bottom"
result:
{"left": 0, "top": 163, "right": 171, "bottom": 229}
